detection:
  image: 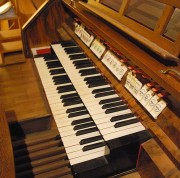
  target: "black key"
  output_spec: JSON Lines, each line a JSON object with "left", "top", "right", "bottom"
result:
{"left": 114, "top": 118, "right": 139, "bottom": 128}
{"left": 73, "top": 59, "right": 92, "bottom": 66}
{"left": 44, "top": 54, "right": 57, "bottom": 61}
{"left": 62, "top": 96, "right": 81, "bottom": 103}
{"left": 53, "top": 75, "right": 71, "bottom": 84}
{"left": 76, "top": 127, "right": 98, "bottom": 136}
{"left": 79, "top": 68, "right": 99, "bottom": 76}
{"left": 66, "top": 106, "right": 86, "bottom": 113}
{"left": 63, "top": 99, "right": 82, "bottom": 106}
{"left": 69, "top": 54, "right": 87, "bottom": 60}
{"left": 54, "top": 78, "right": 71, "bottom": 85}
{"left": 52, "top": 74, "right": 69, "bottom": 80}
{"left": 68, "top": 110, "right": 89, "bottom": 118}
{"left": 65, "top": 47, "right": 82, "bottom": 54}
{"left": 76, "top": 63, "right": 93, "bottom": 69}
{"left": 86, "top": 79, "right": 107, "bottom": 86}
{"left": 94, "top": 91, "right": 116, "bottom": 98}
{"left": 99, "top": 97, "right": 120, "bottom": 105}
{"left": 71, "top": 117, "right": 92, "bottom": 125}
{"left": 73, "top": 122, "right": 95, "bottom": 130}
{"left": 92, "top": 87, "right": 113, "bottom": 94}
{"left": 47, "top": 63, "right": 62, "bottom": 69}
{"left": 50, "top": 68, "right": 65, "bottom": 75}
{"left": 86, "top": 78, "right": 107, "bottom": 85}
{"left": 105, "top": 105, "right": 128, "bottom": 114}
{"left": 64, "top": 46, "right": 80, "bottom": 51}
{"left": 69, "top": 54, "right": 87, "bottom": 61}
{"left": 74, "top": 62, "right": 92, "bottom": 67}
{"left": 80, "top": 135, "right": 103, "bottom": 145}
{"left": 82, "top": 141, "right": 106, "bottom": 151}
{"left": 88, "top": 81, "right": 108, "bottom": 88}
{"left": 102, "top": 100, "right": 125, "bottom": 109}
{"left": 63, "top": 96, "right": 81, "bottom": 102}
{"left": 84, "top": 75, "right": 103, "bottom": 82}
{"left": 61, "top": 40, "right": 76, "bottom": 47}
{"left": 60, "top": 93, "right": 79, "bottom": 99}
{"left": 46, "top": 61, "right": 62, "bottom": 67}
{"left": 110, "top": 113, "right": 135, "bottom": 122}
{"left": 73, "top": 59, "right": 90, "bottom": 65}
{"left": 57, "top": 85, "right": 75, "bottom": 93}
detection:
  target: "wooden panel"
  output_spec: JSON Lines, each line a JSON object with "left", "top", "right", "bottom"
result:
{"left": 22, "top": 0, "right": 64, "bottom": 57}
{"left": 137, "top": 139, "right": 179, "bottom": 178}
{"left": 1, "top": 40, "right": 23, "bottom": 53}
{"left": 0, "top": 59, "right": 50, "bottom": 122}
{"left": 0, "top": 103, "right": 15, "bottom": 178}
{"left": 0, "top": 29, "right": 21, "bottom": 40}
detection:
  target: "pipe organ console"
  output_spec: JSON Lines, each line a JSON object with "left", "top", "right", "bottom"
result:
{"left": 33, "top": 40, "right": 152, "bottom": 177}
{"left": 1, "top": 0, "right": 180, "bottom": 177}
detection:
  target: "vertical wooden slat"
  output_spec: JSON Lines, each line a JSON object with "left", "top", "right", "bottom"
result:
{"left": 0, "top": 53, "right": 4, "bottom": 65}
{"left": 174, "top": 33, "right": 180, "bottom": 56}
{"left": 119, "top": 0, "right": 130, "bottom": 15}
{"left": 154, "top": 5, "right": 174, "bottom": 35}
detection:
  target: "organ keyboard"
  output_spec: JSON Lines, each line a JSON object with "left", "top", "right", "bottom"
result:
{"left": 34, "top": 40, "right": 151, "bottom": 177}
{"left": 1, "top": 0, "right": 177, "bottom": 177}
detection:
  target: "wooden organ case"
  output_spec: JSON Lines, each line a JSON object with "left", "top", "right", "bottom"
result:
{"left": 1, "top": 0, "right": 180, "bottom": 177}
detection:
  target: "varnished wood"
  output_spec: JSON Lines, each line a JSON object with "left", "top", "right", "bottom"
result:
{"left": 0, "top": 59, "right": 50, "bottom": 122}
{"left": 0, "top": 0, "right": 179, "bottom": 177}
{"left": 137, "top": 139, "right": 179, "bottom": 178}
{"left": 17, "top": 0, "right": 37, "bottom": 26}
{"left": 15, "top": 153, "right": 67, "bottom": 171}
{"left": 13, "top": 129, "right": 59, "bottom": 148}
{"left": 63, "top": 0, "right": 180, "bottom": 102}
{"left": 154, "top": 5, "right": 175, "bottom": 35}
{"left": 14, "top": 139, "right": 62, "bottom": 155}
{"left": 22, "top": 0, "right": 64, "bottom": 57}
{"left": 61, "top": 23, "right": 180, "bottom": 167}
{"left": 121, "top": 172, "right": 141, "bottom": 178}
{"left": 80, "top": 0, "right": 180, "bottom": 58}
{"left": 34, "top": 167, "right": 72, "bottom": 178}
{"left": 0, "top": 103, "right": 15, "bottom": 178}
{"left": 155, "top": 0, "right": 180, "bottom": 8}
{"left": 13, "top": 129, "right": 72, "bottom": 178}
{"left": 32, "top": 0, "right": 46, "bottom": 9}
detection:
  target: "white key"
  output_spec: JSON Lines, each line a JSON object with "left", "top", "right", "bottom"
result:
{"left": 69, "top": 146, "right": 109, "bottom": 165}
{"left": 62, "top": 131, "right": 101, "bottom": 147}
{"left": 65, "top": 140, "right": 103, "bottom": 153}
{"left": 101, "top": 122, "right": 143, "bottom": 137}
{"left": 59, "top": 125, "right": 97, "bottom": 137}
{"left": 104, "top": 125, "right": 145, "bottom": 141}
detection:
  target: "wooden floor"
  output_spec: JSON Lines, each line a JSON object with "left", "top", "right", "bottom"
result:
{"left": 0, "top": 56, "right": 50, "bottom": 123}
